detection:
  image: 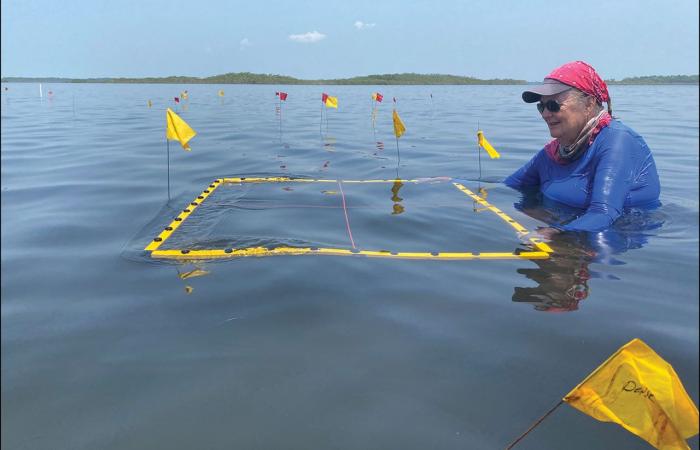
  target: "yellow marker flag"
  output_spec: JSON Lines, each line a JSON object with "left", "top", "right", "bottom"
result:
{"left": 477, "top": 130, "right": 500, "bottom": 159}
{"left": 166, "top": 108, "right": 197, "bottom": 151}
{"left": 147, "top": 100, "right": 152, "bottom": 108}
{"left": 325, "top": 95, "right": 338, "bottom": 109}
{"left": 218, "top": 90, "right": 224, "bottom": 97}
{"left": 564, "top": 338, "right": 699, "bottom": 450}
{"left": 393, "top": 109, "right": 406, "bottom": 138}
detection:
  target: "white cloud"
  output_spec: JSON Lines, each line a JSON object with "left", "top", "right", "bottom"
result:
{"left": 288, "top": 31, "right": 326, "bottom": 43}
{"left": 240, "top": 38, "right": 251, "bottom": 50}
{"left": 354, "top": 21, "right": 376, "bottom": 30}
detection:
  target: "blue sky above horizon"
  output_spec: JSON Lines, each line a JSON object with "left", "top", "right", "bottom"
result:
{"left": 2, "top": 0, "right": 698, "bottom": 81}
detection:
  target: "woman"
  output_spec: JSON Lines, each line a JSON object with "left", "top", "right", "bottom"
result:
{"left": 504, "top": 61, "right": 660, "bottom": 232}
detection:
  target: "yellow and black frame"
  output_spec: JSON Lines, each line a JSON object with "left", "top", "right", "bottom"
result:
{"left": 144, "top": 177, "right": 553, "bottom": 260}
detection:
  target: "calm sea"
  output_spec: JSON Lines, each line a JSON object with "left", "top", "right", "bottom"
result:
{"left": 1, "top": 83, "right": 698, "bottom": 450}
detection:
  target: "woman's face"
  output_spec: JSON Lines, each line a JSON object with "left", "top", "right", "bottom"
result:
{"left": 539, "top": 90, "right": 594, "bottom": 146}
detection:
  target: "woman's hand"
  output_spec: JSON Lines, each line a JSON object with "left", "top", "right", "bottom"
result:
{"left": 536, "top": 226, "right": 562, "bottom": 240}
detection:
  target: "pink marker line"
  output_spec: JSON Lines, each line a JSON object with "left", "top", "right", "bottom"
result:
{"left": 337, "top": 181, "right": 356, "bottom": 249}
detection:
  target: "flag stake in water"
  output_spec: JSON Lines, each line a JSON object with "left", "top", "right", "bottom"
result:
{"left": 429, "top": 93, "right": 434, "bottom": 120}
{"left": 275, "top": 92, "right": 287, "bottom": 139}
{"left": 165, "top": 108, "right": 197, "bottom": 202}
{"left": 166, "top": 139, "right": 170, "bottom": 201}
{"left": 505, "top": 400, "right": 564, "bottom": 449}
{"left": 477, "top": 122, "right": 482, "bottom": 180}
{"left": 320, "top": 93, "right": 337, "bottom": 134}
{"left": 506, "top": 338, "right": 699, "bottom": 449}
{"left": 392, "top": 98, "right": 406, "bottom": 179}
{"left": 474, "top": 126, "right": 500, "bottom": 180}
{"left": 371, "top": 92, "right": 383, "bottom": 130}
{"left": 320, "top": 93, "right": 325, "bottom": 134}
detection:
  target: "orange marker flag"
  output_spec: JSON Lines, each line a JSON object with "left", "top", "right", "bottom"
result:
{"left": 166, "top": 108, "right": 197, "bottom": 151}
{"left": 477, "top": 130, "right": 500, "bottom": 159}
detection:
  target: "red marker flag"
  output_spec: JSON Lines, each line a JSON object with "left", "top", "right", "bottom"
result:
{"left": 275, "top": 91, "right": 288, "bottom": 101}
{"left": 372, "top": 92, "right": 383, "bottom": 102}
{"left": 322, "top": 93, "right": 329, "bottom": 103}
{"left": 174, "top": 97, "right": 180, "bottom": 103}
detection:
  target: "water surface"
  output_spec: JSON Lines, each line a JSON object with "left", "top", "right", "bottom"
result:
{"left": 2, "top": 83, "right": 698, "bottom": 449}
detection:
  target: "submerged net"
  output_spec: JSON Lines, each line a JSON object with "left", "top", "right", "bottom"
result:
{"left": 150, "top": 177, "right": 542, "bottom": 257}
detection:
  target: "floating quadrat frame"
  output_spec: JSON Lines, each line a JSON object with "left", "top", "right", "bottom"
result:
{"left": 144, "top": 177, "right": 553, "bottom": 261}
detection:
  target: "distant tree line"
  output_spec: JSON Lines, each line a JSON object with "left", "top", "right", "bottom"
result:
{"left": 2, "top": 72, "right": 697, "bottom": 85}
{"left": 0, "top": 72, "right": 525, "bottom": 85}
{"left": 606, "top": 75, "right": 699, "bottom": 85}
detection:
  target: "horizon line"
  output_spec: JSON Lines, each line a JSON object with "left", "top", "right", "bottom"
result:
{"left": 2, "top": 71, "right": 699, "bottom": 82}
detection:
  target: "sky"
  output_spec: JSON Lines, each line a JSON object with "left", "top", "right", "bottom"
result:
{"left": 2, "top": 0, "right": 699, "bottom": 81}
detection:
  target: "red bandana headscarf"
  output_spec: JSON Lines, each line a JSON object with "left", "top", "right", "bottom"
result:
{"left": 543, "top": 61, "right": 613, "bottom": 164}
{"left": 545, "top": 61, "right": 612, "bottom": 112}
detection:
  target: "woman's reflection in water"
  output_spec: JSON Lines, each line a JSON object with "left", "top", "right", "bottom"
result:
{"left": 391, "top": 180, "right": 404, "bottom": 215}
{"left": 514, "top": 232, "right": 595, "bottom": 312}
{"left": 512, "top": 190, "right": 663, "bottom": 312}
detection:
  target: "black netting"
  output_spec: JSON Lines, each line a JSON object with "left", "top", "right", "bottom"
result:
{"left": 158, "top": 179, "right": 523, "bottom": 254}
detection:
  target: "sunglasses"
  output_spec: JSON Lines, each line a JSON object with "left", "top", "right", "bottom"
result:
{"left": 537, "top": 99, "right": 563, "bottom": 113}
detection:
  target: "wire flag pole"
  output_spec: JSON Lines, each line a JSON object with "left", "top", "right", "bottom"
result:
{"left": 505, "top": 400, "right": 564, "bottom": 449}
{"left": 477, "top": 121, "right": 482, "bottom": 181}
{"left": 166, "top": 139, "right": 171, "bottom": 202}
{"left": 395, "top": 136, "right": 401, "bottom": 180}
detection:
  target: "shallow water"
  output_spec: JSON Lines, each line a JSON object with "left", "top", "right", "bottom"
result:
{"left": 1, "top": 83, "right": 698, "bottom": 449}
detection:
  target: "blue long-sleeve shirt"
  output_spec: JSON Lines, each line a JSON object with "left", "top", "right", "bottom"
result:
{"left": 504, "top": 120, "right": 660, "bottom": 231}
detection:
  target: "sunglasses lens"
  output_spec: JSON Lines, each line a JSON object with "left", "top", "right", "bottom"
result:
{"left": 537, "top": 100, "right": 561, "bottom": 113}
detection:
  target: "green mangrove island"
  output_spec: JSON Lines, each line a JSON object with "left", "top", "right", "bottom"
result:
{"left": 2, "top": 72, "right": 698, "bottom": 85}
